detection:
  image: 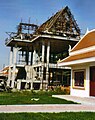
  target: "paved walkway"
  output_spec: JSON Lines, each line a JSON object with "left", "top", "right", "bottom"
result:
{"left": 52, "top": 95, "right": 95, "bottom": 105}
{"left": 0, "top": 95, "right": 95, "bottom": 113}
{"left": 0, "top": 104, "right": 95, "bottom": 113}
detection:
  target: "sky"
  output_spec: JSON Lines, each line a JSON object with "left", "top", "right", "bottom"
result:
{"left": 0, "top": 0, "right": 95, "bottom": 69}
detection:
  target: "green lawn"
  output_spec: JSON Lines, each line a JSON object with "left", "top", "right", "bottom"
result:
{"left": 0, "top": 90, "right": 76, "bottom": 105}
{"left": 0, "top": 112, "right": 95, "bottom": 120}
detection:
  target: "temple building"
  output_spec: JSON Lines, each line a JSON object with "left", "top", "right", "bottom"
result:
{"left": 58, "top": 29, "right": 95, "bottom": 97}
{"left": 5, "top": 6, "right": 80, "bottom": 90}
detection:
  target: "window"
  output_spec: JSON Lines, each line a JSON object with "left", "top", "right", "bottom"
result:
{"left": 73, "top": 70, "right": 85, "bottom": 87}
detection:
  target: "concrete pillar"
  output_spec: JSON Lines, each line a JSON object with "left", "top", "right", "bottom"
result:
{"left": 17, "top": 80, "right": 21, "bottom": 90}
{"left": 7, "top": 47, "right": 13, "bottom": 86}
{"left": 42, "top": 41, "right": 45, "bottom": 63}
{"left": 86, "top": 66, "right": 90, "bottom": 97}
{"left": 11, "top": 47, "right": 17, "bottom": 88}
{"left": 40, "top": 67, "right": 44, "bottom": 90}
{"left": 25, "top": 82, "right": 28, "bottom": 89}
{"left": 70, "top": 69, "right": 73, "bottom": 95}
{"left": 32, "top": 48, "right": 36, "bottom": 65}
{"left": 30, "top": 81, "right": 33, "bottom": 90}
{"left": 46, "top": 41, "right": 50, "bottom": 90}
{"left": 41, "top": 41, "right": 45, "bottom": 79}
{"left": 40, "top": 41, "right": 45, "bottom": 90}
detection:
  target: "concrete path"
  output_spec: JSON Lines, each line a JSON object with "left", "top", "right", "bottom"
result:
{"left": 0, "top": 95, "right": 95, "bottom": 113}
{"left": 52, "top": 95, "right": 95, "bottom": 105}
{"left": 0, "top": 104, "right": 95, "bottom": 113}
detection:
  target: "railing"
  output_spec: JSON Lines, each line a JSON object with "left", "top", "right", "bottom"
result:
{"left": 29, "top": 62, "right": 71, "bottom": 69}
{"left": 48, "top": 63, "right": 70, "bottom": 69}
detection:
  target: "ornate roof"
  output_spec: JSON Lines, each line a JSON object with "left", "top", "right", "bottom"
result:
{"left": 35, "top": 6, "right": 80, "bottom": 38}
{"left": 58, "top": 30, "right": 95, "bottom": 66}
{"left": 71, "top": 30, "right": 95, "bottom": 52}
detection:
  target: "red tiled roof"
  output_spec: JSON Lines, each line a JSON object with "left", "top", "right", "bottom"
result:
{"left": 71, "top": 30, "right": 95, "bottom": 52}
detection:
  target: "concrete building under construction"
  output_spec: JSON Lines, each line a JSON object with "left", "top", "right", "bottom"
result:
{"left": 5, "top": 6, "right": 80, "bottom": 90}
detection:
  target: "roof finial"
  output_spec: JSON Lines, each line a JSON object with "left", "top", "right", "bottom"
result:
{"left": 86, "top": 28, "right": 89, "bottom": 34}
{"left": 68, "top": 45, "right": 71, "bottom": 54}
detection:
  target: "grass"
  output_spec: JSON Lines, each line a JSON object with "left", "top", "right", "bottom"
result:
{"left": 0, "top": 90, "right": 76, "bottom": 105}
{"left": 0, "top": 112, "right": 95, "bottom": 120}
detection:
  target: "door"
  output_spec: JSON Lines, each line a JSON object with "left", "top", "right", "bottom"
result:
{"left": 90, "top": 66, "right": 95, "bottom": 96}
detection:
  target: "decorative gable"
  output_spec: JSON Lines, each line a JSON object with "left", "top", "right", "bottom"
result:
{"left": 36, "top": 6, "right": 80, "bottom": 38}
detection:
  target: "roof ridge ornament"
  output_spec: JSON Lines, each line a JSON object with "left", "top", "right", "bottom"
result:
{"left": 86, "top": 28, "right": 89, "bottom": 34}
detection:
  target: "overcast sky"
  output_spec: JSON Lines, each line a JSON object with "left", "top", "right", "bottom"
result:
{"left": 0, "top": 0, "right": 95, "bottom": 69}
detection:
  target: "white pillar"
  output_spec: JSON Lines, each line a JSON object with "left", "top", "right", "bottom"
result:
{"left": 86, "top": 66, "right": 90, "bottom": 97}
{"left": 42, "top": 41, "right": 45, "bottom": 63}
{"left": 30, "top": 81, "right": 33, "bottom": 90}
{"left": 39, "top": 67, "right": 41, "bottom": 78}
{"left": 11, "top": 47, "right": 17, "bottom": 88}
{"left": 7, "top": 47, "right": 13, "bottom": 86}
{"left": 17, "top": 80, "right": 21, "bottom": 90}
{"left": 32, "top": 48, "right": 36, "bottom": 65}
{"left": 70, "top": 69, "right": 73, "bottom": 95}
{"left": 41, "top": 41, "right": 45, "bottom": 79}
{"left": 46, "top": 41, "right": 50, "bottom": 90}
{"left": 40, "top": 41, "right": 45, "bottom": 90}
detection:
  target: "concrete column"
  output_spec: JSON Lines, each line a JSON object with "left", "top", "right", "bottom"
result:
{"left": 17, "top": 80, "right": 21, "bottom": 90}
{"left": 25, "top": 82, "right": 28, "bottom": 89}
{"left": 40, "top": 66, "right": 44, "bottom": 90}
{"left": 30, "top": 81, "right": 33, "bottom": 90}
{"left": 41, "top": 41, "right": 45, "bottom": 80}
{"left": 70, "top": 69, "right": 73, "bottom": 95}
{"left": 86, "top": 66, "right": 90, "bottom": 97}
{"left": 46, "top": 41, "right": 50, "bottom": 90}
{"left": 32, "top": 48, "right": 36, "bottom": 65}
{"left": 42, "top": 41, "right": 45, "bottom": 63}
{"left": 40, "top": 41, "right": 45, "bottom": 90}
{"left": 30, "top": 67, "right": 33, "bottom": 90}
{"left": 7, "top": 47, "right": 13, "bottom": 86}
{"left": 11, "top": 47, "right": 17, "bottom": 88}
